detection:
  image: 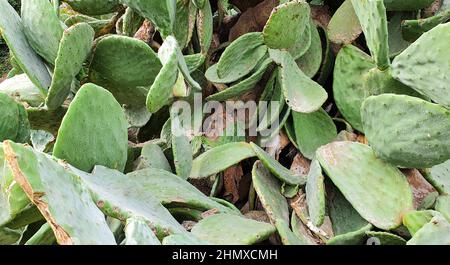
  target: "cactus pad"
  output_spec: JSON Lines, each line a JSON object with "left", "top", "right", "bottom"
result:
{"left": 3, "top": 141, "right": 116, "bottom": 245}
{"left": 392, "top": 23, "right": 450, "bottom": 108}
{"left": 46, "top": 23, "right": 94, "bottom": 110}
{"left": 250, "top": 143, "right": 306, "bottom": 186}
{"left": 215, "top": 32, "right": 267, "bottom": 82}
{"left": 190, "top": 142, "right": 255, "bottom": 179}
{"left": 124, "top": 216, "right": 161, "bottom": 245}
{"left": 63, "top": 0, "right": 120, "bottom": 16}
{"left": 191, "top": 213, "right": 276, "bottom": 245}
{"left": 21, "top": 0, "right": 64, "bottom": 65}
{"left": 306, "top": 160, "right": 326, "bottom": 227}
{"left": 0, "top": 74, "right": 45, "bottom": 107}
{"left": 351, "top": 0, "right": 390, "bottom": 69}
{"left": 407, "top": 215, "right": 450, "bottom": 245}
{"left": 262, "top": 1, "right": 310, "bottom": 49}
{"left": 316, "top": 141, "right": 413, "bottom": 230}
{"left": 273, "top": 50, "right": 327, "bottom": 113}
{"left": 292, "top": 108, "right": 337, "bottom": 159}
{"left": 53, "top": 83, "right": 128, "bottom": 172}
{"left": 361, "top": 94, "right": 450, "bottom": 168}
{"left": 121, "top": 0, "right": 176, "bottom": 37}
{"left": 0, "top": 0, "right": 51, "bottom": 93}
{"left": 89, "top": 35, "right": 162, "bottom": 106}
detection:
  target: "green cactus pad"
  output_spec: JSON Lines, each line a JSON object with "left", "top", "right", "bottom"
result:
{"left": 124, "top": 216, "right": 161, "bottom": 245}
{"left": 392, "top": 23, "right": 450, "bottom": 108}
{"left": 0, "top": 227, "right": 22, "bottom": 245}
{"left": 64, "top": 15, "right": 110, "bottom": 36}
{"left": 0, "top": 0, "right": 51, "bottom": 93}
{"left": 25, "top": 223, "right": 56, "bottom": 245}
{"left": 403, "top": 210, "right": 440, "bottom": 235}
{"left": 365, "top": 231, "right": 406, "bottom": 245}
{"left": 292, "top": 108, "right": 337, "bottom": 159}
{"left": 21, "top": 0, "right": 64, "bottom": 65}
{"left": 423, "top": 160, "right": 450, "bottom": 195}
{"left": 196, "top": 0, "right": 213, "bottom": 54}
{"left": 3, "top": 141, "right": 116, "bottom": 245}
{"left": 297, "top": 22, "right": 323, "bottom": 78}
{"left": 46, "top": 23, "right": 94, "bottom": 110}
{"left": 435, "top": 196, "right": 450, "bottom": 222}
{"left": 252, "top": 161, "right": 305, "bottom": 244}
{"left": 89, "top": 35, "right": 162, "bottom": 106}
{"left": 53, "top": 83, "right": 128, "bottom": 172}
{"left": 121, "top": 0, "right": 176, "bottom": 37}
{"left": 361, "top": 94, "right": 450, "bottom": 168}
{"left": 384, "top": 0, "right": 435, "bottom": 11}
{"left": 333, "top": 45, "right": 375, "bottom": 131}
{"left": 0, "top": 93, "right": 19, "bottom": 141}
{"left": 351, "top": 0, "right": 390, "bottom": 69}
{"left": 216, "top": 32, "right": 267, "bottom": 82}
{"left": 206, "top": 57, "right": 272, "bottom": 101}
{"left": 63, "top": 0, "right": 120, "bottom": 16}
{"left": 191, "top": 213, "right": 276, "bottom": 245}
{"left": 401, "top": 9, "right": 450, "bottom": 42}
{"left": 73, "top": 166, "right": 186, "bottom": 237}
{"left": 126, "top": 168, "right": 232, "bottom": 213}
{"left": 407, "top": 215, "right": 450, "bottom": 245}
{"left": 171, "top": 107, "right": 193, "bottom": 180}
{"left": 316, "top": 141, "right": 413, "bottom": 230}
{"left": 190, "top": 142, "right": 255, "bottom": 179}
{"left": 250, "top": 143, "right": 306, "bottom": 186}
{"left": 162, "top": 233, "right": 208, "bottom": 245}
{"left": 306, "top": 160, "right": 326, "bottom": 227}
{"left": 0, "top": 74, "right": 45, "bottom": 107}
{"left": 287, "top": 19, "right": 311, "bottom": 60}
{"left": 328, "top": 0, "right": 362, "bottom": 45}
{"left": 14, "top": 103, "right": 30, "bottom": 144}
{"left": 146, "top": 36, "right": 179, "bottom": 113}
{"left": 134, "top": 143, "right": 171, "bottom": 172}
{"left": 272, "top": 50, "right": 327, "bottom": 113}
{"left": 262, "top": 1, "right": 310, "bottom": 49}
{"left": 173, "top": 0, "right": 196, "bottom": 49}
{"left": 327, "top": 224, "right": 372, "bottom": 245}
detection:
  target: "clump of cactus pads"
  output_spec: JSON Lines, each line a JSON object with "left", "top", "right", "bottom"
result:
{"left": 1, "top": 0, "right": 450, "bottom": 246}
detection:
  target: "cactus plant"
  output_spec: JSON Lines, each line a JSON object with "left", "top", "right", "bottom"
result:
{"left": 361, "top": 94, "right": 450, "bottom": 168}
{"left": 392, "top": 23, "right": 450, "bottom": 108}
{"left": 1, "top": 0, "right": 449, "bottom": 246}
{"left": 316, "top": 141, "right": 413, "bottom": 230}
{"left": 53, "top": 83, "right": 128, "bottom": 172}
{"left": 46, "top": 23, "right": 94, "bottom": 110}
{"left": 0, "top": 0, "right": 51, "bottom": 92}
{"left": 351, "top": 0, "right": 390, "bottom": 69}
{"left": 190, "top": 213, "right": 276, "bottom": 245}
{"left": 262, "top": 0, "right": 310, "bottom": 49}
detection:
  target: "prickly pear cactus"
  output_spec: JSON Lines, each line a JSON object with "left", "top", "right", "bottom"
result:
{"left": 53, "top": 83, "right": 128, "bottom": 172}
{"left": 0, "top": 0, "right": 449, "bottom": 246}
{"left": 392, "top": 23, "right": 450, "bottom": 108}
{"left": 46, "top": 23, "right": 94, "bottom": 110}
{"left": 361, "top": 94, "right": 450, "bottom": 168}
{"left": 351, "top": 0, "right": 390, "bottom": 69}
{"left": 316, "top": 141, "right": 413, "bottom": 230}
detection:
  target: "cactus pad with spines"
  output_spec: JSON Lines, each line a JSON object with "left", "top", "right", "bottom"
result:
{"left": 21, "top": 0, "right": 64, "bottom": 65}
{"left": 361, "top": 94, "right": 450, "bottom": 168}
{"left": 316, "top": 141, "right": 413, "bottom": 230}
{"left": 0, "top": 0, "right": 51, "bottom": 93}
{"left": 392, "top": 23, "right": 450, "bottom": 108}
{"left": 3, "top": 141, "right": 116, "bottom": 245}
{"left": 191, "top": 214, "right": 276, "bottom": 245}
{"left": 46, "top": 23, "right": 94, "bottom": 110}
{"left": 262, "top": 1, "right": 310, "bottom": 49}
{"left": 63, "top": 0, "right": 121, "bottom": 16}
{"left": 53, "top": 83, "right": 128, "bottom": 172}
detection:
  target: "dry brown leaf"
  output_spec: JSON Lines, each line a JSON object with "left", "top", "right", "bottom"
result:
{"left": 223, "top": 165, "right": 244, "bottom": 203}
{"left": 402, "top": 169, "right": 438, "bottom": 209}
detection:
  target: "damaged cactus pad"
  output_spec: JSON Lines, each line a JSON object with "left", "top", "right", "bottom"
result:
{"left": 0, "top": 0, "right": 449, "bottom": 247}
